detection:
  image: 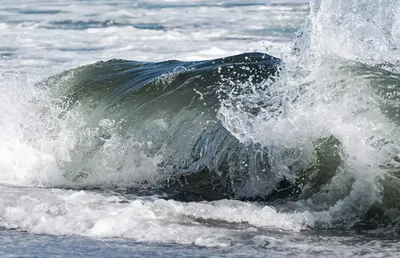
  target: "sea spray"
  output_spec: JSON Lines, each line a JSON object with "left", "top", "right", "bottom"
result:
{"left": 219, "top": 0, "right": 400, "bottom": 229}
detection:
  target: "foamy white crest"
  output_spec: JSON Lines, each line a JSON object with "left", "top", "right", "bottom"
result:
{"left": 219, "top": 0, "right": 400, "bottom": 225}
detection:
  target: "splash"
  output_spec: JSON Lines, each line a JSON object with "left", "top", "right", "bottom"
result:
{"left": 219, "top": 0, "right": 400, "bottom": 228}
{"left": 299, "top": 0, "right": 400, "bottom": 69}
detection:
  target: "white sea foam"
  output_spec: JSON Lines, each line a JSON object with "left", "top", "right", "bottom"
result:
{"left": 0, "top": 185, "right": 313, "bottom": 246}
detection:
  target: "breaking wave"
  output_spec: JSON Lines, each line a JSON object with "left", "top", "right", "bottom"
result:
{"left": 1, "top": 0, "right": 400, "bottom": 236}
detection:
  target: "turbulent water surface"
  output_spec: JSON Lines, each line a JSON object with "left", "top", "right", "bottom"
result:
{"left": 1, "top": 0, "right": 400, "bottom": 257}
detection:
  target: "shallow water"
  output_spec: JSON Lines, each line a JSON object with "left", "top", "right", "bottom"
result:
{"left": 2, "top": 229, "right": 400, "bottom": 258}
{"left": 1, "top": 0, "right": 400, "bottom": 257}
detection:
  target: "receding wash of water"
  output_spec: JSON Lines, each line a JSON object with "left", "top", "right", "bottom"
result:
{"left": 0, "top": 0, "right": 399, "bottom": 257}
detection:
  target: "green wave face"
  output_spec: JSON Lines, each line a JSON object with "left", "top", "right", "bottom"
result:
{"left": 40, "top": 52, "right": 343, "bottom": 201}
{"left": 38, "top": 53, "right": 286, "bottom": 200}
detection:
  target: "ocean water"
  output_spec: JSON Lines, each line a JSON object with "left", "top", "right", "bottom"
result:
{"left": 1, "top": 0, "right": 400, "bottom": 257}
